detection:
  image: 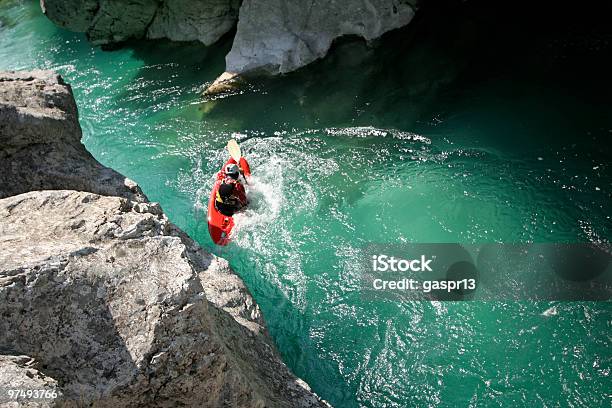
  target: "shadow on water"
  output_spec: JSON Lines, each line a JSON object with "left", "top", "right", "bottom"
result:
{"left": 191, "top": 0, "right": 481, "bottom": 131}
{"left": 197, "top": 0, "right": 612, "bottom": 154}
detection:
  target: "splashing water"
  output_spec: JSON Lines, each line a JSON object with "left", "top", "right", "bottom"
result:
{"left": 233, "top": 158, "right": 286, "bottom": 241}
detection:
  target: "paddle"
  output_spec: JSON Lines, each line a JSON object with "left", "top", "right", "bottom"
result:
{"left": 227, "top": 138, "right": 241, "bottom": 162}
{"left": 227, "top": 139, "right": 248, "bottom": 184}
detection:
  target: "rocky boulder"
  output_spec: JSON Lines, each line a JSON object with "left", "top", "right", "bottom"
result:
{"left": 225, "top": 0, "right": 417, "bottom": 75}
{"left": 0, "top": 70, "right": 145, "bottom": 202}
{"left": 0, "top": 191, "right": 327, "bottom": 407}
{"left": 147, "top": 0, "right": 241, "bottom": 45}
{"left": 40, "top": 0, "right": 240, "bottom": 46}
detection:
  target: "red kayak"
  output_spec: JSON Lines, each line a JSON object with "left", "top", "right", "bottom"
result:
{"left": 207, "top": 157, "right": 251, "bottom": 245}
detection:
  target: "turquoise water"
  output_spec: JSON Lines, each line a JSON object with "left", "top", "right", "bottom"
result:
{"left": 1, "top": 1, "right": 611, "bottom": 406}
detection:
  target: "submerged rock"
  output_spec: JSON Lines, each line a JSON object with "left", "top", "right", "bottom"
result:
{"left": 202, "top": 71, "right": 242, "bottom": 97}
{"left": 0, "top": 70, "right": 145, "bottom": 202}
{"left": 0, "top": 70, "right": 330, "bottom": 407}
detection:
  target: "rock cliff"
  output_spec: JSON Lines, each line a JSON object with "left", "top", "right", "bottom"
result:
{"left": 0, "top": 70, "right": 329, "bottom": 407}
{"left": 40, "top": 0, "right": 240, "bottom": 46}
{"left": 39, "top": 0, "right": 418, "bottom": 93}
{"left": 225, "top": 0, "right": 416, "bottom": 75}
{"left": 0, "top": 70, "right": 145, "bottom": 201}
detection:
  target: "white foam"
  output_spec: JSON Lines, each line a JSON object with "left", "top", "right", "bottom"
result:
{"left": 232, "top": 155, "right": 285, "bottom": 244}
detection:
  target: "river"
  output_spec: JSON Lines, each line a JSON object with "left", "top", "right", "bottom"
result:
{"left": 1, "top": 1, "right": 610, "bottom": 406}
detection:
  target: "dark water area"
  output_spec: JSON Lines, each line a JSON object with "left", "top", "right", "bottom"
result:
{"left": 231, "top": 0, "right": 612, "bottom": 149}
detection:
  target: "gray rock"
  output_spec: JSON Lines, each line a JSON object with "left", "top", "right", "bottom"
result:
{"left": 224, "top": 0, "right": 417, "bottom": 75}
{"left": 40, "top": 0, "right": 99, "bottom": 33}
{"left": 40, "top": 0, "right": 158, "bottom": 45}
{"left": 0, "top": 191, "right": 329, "bottom": 407}
{"left": 86, "top": 0, "right": 159, "bottom": 45}
{"left": 147, "top": 0, "right": 241, "bottom": 46}
{"left": 0, "top": 70, "right": 145, "bottom": 202}
{"left": 40, "top": 0, "right": 240, "bottom": 46}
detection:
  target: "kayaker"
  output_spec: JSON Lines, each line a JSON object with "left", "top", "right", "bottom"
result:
{"left": 215, "top": 163, "right": 247, "bottom": 216}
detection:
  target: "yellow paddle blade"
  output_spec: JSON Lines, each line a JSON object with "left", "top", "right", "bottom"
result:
{"left": 227, "top": 139, "right": 241, "bottom": 162}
